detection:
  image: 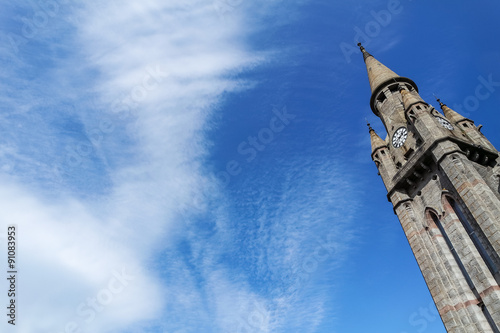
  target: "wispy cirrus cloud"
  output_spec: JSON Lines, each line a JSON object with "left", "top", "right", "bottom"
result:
{"left": 0, "top": 0, "right": 272, "bottom": 332}
{"left": 0, "top": 0, "right": 360, "bottom": 332}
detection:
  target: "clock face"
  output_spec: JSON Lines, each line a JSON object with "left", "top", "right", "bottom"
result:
{"left": 435, "top": 116, "right": 454, "bottom": 130}
{"left": 392, "top": 127, "right": 408, "bottom": 148}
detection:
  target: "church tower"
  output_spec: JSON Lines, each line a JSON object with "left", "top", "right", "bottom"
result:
{"left": 360, "top": 44, "right": 500, "bottom": 332}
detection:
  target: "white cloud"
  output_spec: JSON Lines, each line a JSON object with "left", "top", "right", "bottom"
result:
{"left": 0, "top": 1, "right": 359, "bottom": 332}
{"left": 0, "top": 177, "right": 162, "bottom": 332}
{"left": 0, "top": 0, "right": 271, "bottom": 332}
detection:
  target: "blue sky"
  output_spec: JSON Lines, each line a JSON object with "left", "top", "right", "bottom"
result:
{"left": 0, "top": 0, "right": 500, "bottom": 332}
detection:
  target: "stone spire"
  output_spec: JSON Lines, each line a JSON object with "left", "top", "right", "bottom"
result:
{"left": 358, "top": 44, "right": 419, "bottom": 114}
{"left": 358, "top": 43, "right": 400, "bottom": 94}
{"left": 368, "top": 123, "right": 386, "bottom": 152}
{"left": 437, "top": 98, "right": 466, "bottom": 123}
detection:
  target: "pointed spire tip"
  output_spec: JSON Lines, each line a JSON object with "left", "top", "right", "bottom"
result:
{"left": 365, "top": 118, "right": 373, "bottom": 130}
{"left": 358, "top": 43, "right": 372, "bottom": 61}
{"left": 434, "top": 94, "right": 445, "bottom": 108}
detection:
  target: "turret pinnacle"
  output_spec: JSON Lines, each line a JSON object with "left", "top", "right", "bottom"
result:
{"left": 437, "top": 98, "right": 467, "bottom": 123}
{"left": 368, "top": 123, "right": 387, "bottom": 152}
{"left": 400, "top": 88, "right": 424, "bottom": 110}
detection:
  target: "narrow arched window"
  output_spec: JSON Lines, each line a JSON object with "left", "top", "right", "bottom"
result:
{"left": 446, "top": 197, "right": 500, "bottom": 284}
{"left": 429, "top": 211, "right": 500, "bottom": 332}
{"left": 429, "top": 212, "right": 477, "bottom": 293}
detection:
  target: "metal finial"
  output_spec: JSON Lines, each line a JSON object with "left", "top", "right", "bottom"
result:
{"left": 434, "top": 94, "right": 445, "bottom": 108}
{"left": 366, "top": 118, "right": 373, "bottom": 131}
{"left": 358, "top": 43, "right": 372, "bottom": 61}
